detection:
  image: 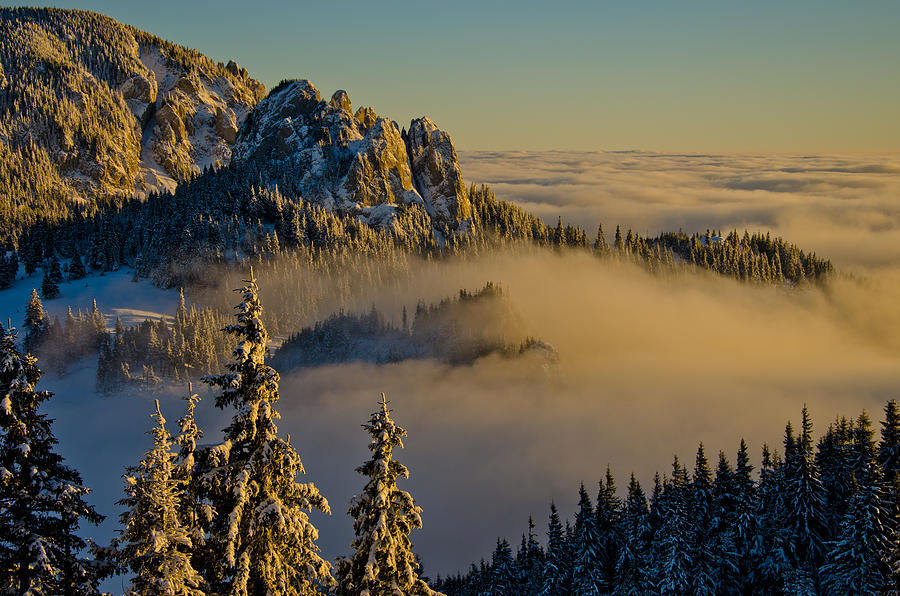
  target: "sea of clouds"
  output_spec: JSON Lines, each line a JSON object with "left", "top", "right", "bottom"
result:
{"left": 460, "top": 150, "right": 900, "bottom": 271}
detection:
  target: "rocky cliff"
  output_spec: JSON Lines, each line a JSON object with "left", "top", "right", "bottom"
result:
{"left": 233, "top": 80, "right": 470, "bottom": 231}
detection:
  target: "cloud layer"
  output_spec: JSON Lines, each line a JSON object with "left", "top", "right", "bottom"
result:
{"left": 460, "top": 151, "right": 900, "bottom": 271}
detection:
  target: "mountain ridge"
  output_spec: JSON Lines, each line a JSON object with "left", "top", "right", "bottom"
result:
{"left": 0, "top": 7, "right": 471, "bottom": 240}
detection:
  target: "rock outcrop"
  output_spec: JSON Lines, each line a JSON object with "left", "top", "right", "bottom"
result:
{"left": 407, "top": 117, "right": 471, "bottom": 227}
{"left": 138, "top": 50, "right": 264, "bottom": 194}
{"left": 233, "top": 80, "right": 470, "bottom": 231}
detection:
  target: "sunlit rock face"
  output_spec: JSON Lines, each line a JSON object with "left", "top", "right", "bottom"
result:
{"left": 140, "top": 52, "right": 265, "bottom": 194}
{"left": 407, "top": 117, "right": 471, "bottom": 229}
{"left": 0, "top": 8, "right": 264, "bottom": 201}
{"left": 233, "top": 80, "right": 470, "bottom": 230}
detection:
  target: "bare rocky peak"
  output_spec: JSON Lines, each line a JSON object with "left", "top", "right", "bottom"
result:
{"left": 407, "top": 117, "right": 471, "bottom": 227}
{"left": 234, "top": 80, "right": 470, "bottom": 231}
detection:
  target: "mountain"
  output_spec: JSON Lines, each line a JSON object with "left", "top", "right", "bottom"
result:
{"left": 0, "top": 7, "right": 833, "bottom": 293}
{"left": 0, "top": 7, "right": 472, "bottom": 244}
{"left": 0, "top": 6, "right": 265, "bottom": 237}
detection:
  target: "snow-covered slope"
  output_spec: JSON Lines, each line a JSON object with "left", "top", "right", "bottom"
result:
{"left": 0, "top": 268, "right": 179, "bottom": 331}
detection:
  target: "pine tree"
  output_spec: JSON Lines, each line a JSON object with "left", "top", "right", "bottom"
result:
{"left": 689, "top": 444, "right": 717, "bottom": 595}
{"left": 654, "top": 457, "right": 692, "bottom": 595}
{"left": 592, "top": 224, "right": 609, "bottom": 255}
{"left": 571, "top": 484, "right": 602, "bottom": 595}
{"left": 615, "top": 474, "right": 652, "bottom": 595}
{"left": 539, "top": 502, "right": 569, "bottom": 596}
{"left": 201, "top": 271, "right": 332, "bottom": 595}
{"left": 23, "top": 288, "right": 48, "bottom": 354}
{"left": 41, "top": 268, "right": 60, "bottom": 299}
{"left": 336, "top": 393, "right": 441, "bottom": 596}
{"left": 820, "top": 412, "right": 895, "bottom": 595}
{"left": 173, "top": 383, "right": 208, "bottom": 557}
{"left": 69, "top": 248, "right": 86, "bottom": 280}
{"left": 595, "top": 466, "right": 621, "bottom": 591}
{"left": 781, "top": 406, "right": 827, "bottom": 592}
{"left": 0, "top": 324, "right": 106, "bottom": 594}
{"left": 488, "top": 539, "right": 515, "bottom": 596}
{"left": 878, "top": 400, "right": 900, "bottom": 586}
{"left": 114, "top": 400, "right": 204, "bottom": 595}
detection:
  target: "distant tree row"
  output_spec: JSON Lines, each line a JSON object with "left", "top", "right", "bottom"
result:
{"left": 23, "top": 289, "right": 106, "bottom": 374}
{"left": 469, "top": 184, "right": 832, "bottom": 285}
{"left": 435, "top": 405, "right": 900, "bottom": 595}
{"left": 273, "top": 282, "right": 552, "bottom": 370}
{"left": 2, "top": 171, "right": 832, "bottom": 302}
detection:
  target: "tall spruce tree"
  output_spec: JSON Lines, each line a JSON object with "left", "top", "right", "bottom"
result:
{"left": 690, "top": 444, "right": 718, "bottom": 595}
{"left": 571, "top": 484, "right": 602, "bottom": 595}
{"left": 539, "top": 502, "right": 569, "bottom": 596}
{"left": 23, "top": 288, "right": 48, "bottom": 354}
{"left": 40, "top": 268, "right": 60, "bottom": 300}
{"left": 878, "top": 399, "right": 900, "bottom": 586}
{"left": 336, "top": 393, "right": 442, "bottom": 596}
{"left": 781, "top": 406, "right": 827, "bottom": 593}
{"left": 488, "top": 539, "right": 515, "bottom": 596}
{"left": 595, "top": 466, "right": 622, "bottom": 591}
{"left": 0, "top": 324, "right": 105, "bottom": 594}
{"left": 615, "top": 474, "right": 652, "bottom": 596}
{"left": 113, "top": 400, "right": 204, "bottom": 595}
{"left": 201, "top": 271, "right": 332, "bottom": 595}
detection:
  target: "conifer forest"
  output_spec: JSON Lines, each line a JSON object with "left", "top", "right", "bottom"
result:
{"left": 1, "top": 5, "right": 899, "bottom": 595}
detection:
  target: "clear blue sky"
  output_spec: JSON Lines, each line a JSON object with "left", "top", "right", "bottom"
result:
{"left": 45, "top": 1, "right": 900, "bottom": 151}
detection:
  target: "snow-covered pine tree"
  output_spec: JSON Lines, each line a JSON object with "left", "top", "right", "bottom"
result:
{"left": 722, "top": 439, "right": 758, "bottom": 594}
{"left": 781, "top": 407, "right": 827, "bottom": 593}
{"left": 201, "top": 272, "right": 332, "bottom": 595}
{"left": 614, "top": 474, "right": 652, "bottom": 596}
{"left": 0, "top": 324, "right": 105, "bottom": 594}
{"left": 173, "top": 383, "right": 209, "bottom": 562}
{"left": 539, "top": 502, "right": 569, "bottom": 596}
{"left": 69, "top": 248, "right": 86, "bottom": 280}
{"left": 571, "top": 484, "right": 602, "bottom": 596}
{"left": 878, "top": 399, "right": 900, "bottom": 587}
{"left": 653, "top": 457, "right": 693, "bottom": 594}
{"left": 114, "top": 400, "right": 204, "bottom": 596}
{"left": 40, "top": 267, "right": 60, "bottom": 299}
{"left": 487, "top": 539, "right": 515, "bottom": 596}
{"left": 336, "top": 393, "right": 442, "bottom": 596}
{"left": 23, "top": 288, "right": 48, "bottom": 354}
{"left": 513, "top": 517, "right": 543, "bottom": 594}
{"left": 595, "top": 466, "right": 622, "bottom": 591}
{"left": 689, "top": 444, "right": 718, "bottom": 595}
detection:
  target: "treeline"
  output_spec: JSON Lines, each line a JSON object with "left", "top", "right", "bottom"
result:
{"left": 0, "top": 276, "right": 443, "bottom": 595}
{"left": 4, "top": 170, "right": 831, "bottom": 303}
{"left": 272, "top": 282, "right": 552, "bottom": 370}
{"left": 435, "top": 406, "right": 900, "bottom": 595}
{"left": 469, "top": 184, "right": 832, "bottom": 285}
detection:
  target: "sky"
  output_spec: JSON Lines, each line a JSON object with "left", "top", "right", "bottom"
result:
{"left": 43, "top": 0, "right": 900, "bottom": 151}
